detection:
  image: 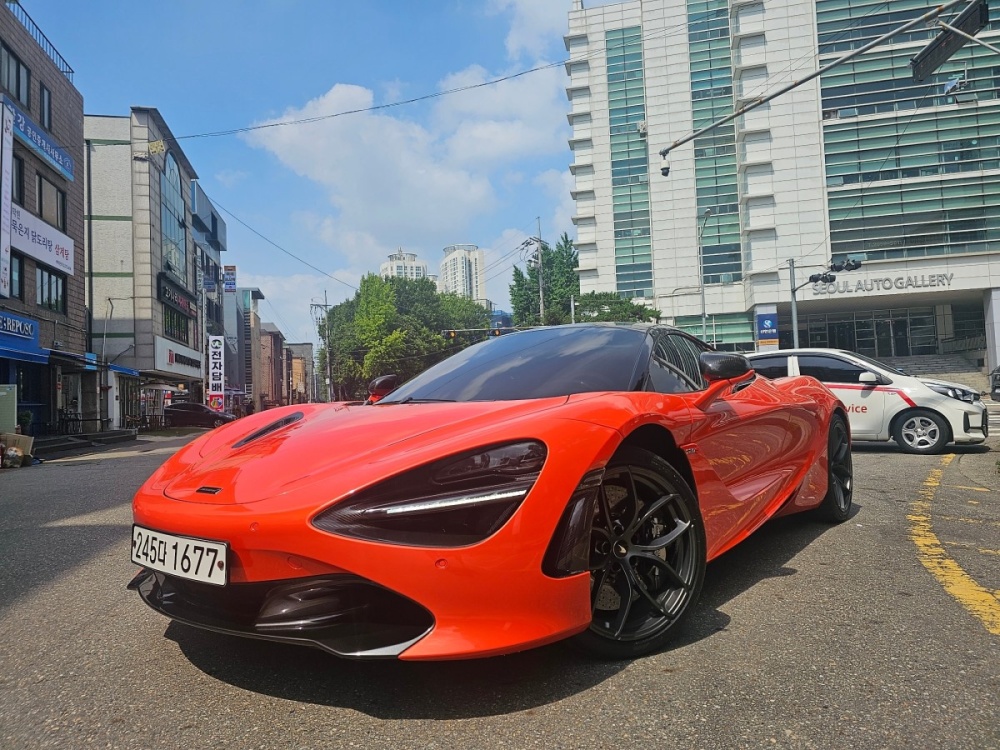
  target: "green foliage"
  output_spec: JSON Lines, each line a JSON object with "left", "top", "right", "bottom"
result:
{"left": 574, "top": 291, "right": 660, "bottom": 323}
{"left": 509, "top": 232, "right": 580, "bottom": 326}
{"left": 318, "top": 274, "right": 490, "bottom": 400}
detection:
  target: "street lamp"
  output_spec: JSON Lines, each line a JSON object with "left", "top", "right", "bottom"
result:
{"left": 697, "top": 208, "right": 713, "bottom": 339}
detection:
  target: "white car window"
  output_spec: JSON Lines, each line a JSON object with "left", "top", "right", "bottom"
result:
{"left": 797, "top": 355, "right": 866, "bottom": 384}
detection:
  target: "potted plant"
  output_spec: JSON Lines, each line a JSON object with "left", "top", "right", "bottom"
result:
{"left": 16, "top": 409, "right": 32, "bottom": 435}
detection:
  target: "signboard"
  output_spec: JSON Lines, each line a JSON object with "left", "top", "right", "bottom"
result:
{"left": 3, "top": 96, "right": 74, "bottom": 181}
{"left": 10, "top": 203, "right": 74, "bottom": 275}
{"left": 0, "top": 104, "right": 11, "bottom": 298}
{"left": 756, "top": 308, "right": 779, "bottom": 351}
{"left": 153, "top": 336, "right": 202, "bottom": 378}
{"left": 223, "top": 265, "right": 237, "bottom": 292}
{"left": 157, "top": 275, "right": 197, "bottom": 317}
{"left": 206, "top": 335, "right": 225, "bottom": 412}
{"left": 911, "top": 0, "right": 989, "bottom": 82}
{"left": 812, "top": 273, "right": 953, "bottom": 296}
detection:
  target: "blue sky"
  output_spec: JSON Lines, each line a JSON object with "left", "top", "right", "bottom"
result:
{"left": 26, "top": 0, "right": 577, "bottom": 344}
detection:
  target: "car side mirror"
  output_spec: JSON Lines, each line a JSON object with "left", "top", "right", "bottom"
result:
{"left": 700, "top": 352, "right": 752, "bottom": 382}
{"left": 367, "top": 374, "right": 398, "bottom": 404}
{"left": 859, "top": 371, "right": 890, "bottom": 385}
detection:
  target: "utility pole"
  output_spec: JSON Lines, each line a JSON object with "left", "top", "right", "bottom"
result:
{"left": 697, "top": 208, "right": 713, "bottom": 340}
{"left": 789, "top": 258, "right": 799, "bottom": 348}
{"left": 310, "top": 292, "right": 334, "bottom": 402}
{"left": 537, "top": 217, "right": 544, "bottom": 324}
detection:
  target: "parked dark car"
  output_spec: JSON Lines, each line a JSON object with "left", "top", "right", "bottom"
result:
{"left": 163, "top": 402, "right": 237, "bottom": 428}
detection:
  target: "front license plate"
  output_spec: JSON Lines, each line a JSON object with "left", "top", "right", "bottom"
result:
{"left": 131, "top": 525, "right": 228, "bottom": 586}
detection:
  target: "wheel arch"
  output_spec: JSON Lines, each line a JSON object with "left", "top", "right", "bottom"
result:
{"left": 618, "top": 423, "right": 697, "bottom": 500}
{"left": 888, "top": 405, "right": 953, "bottom": 445}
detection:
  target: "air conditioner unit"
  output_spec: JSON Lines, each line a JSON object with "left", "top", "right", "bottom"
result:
{"left": 636, "top": 120, "right": 647, "bottom": 135}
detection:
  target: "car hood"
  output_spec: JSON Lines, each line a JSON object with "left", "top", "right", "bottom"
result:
{"left": 161, "top": 399, "right": 570, "bottom": 505}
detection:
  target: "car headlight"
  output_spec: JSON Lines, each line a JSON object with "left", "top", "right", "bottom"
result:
{"left": 926, "top": 383, "right": 980, "bottom": 404}
{"left": 312, "top": 441, "right": 547, "bottom": 547}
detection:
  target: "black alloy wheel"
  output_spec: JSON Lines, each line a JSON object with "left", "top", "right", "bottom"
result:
{"left": 212, "top": 418, "right": 225, "bottom": 428}
{"left": 572, "top": 446, "right": 706, "bottom": 659}
{"left": 816, "top": 414, "right": 853, "bottom": 523}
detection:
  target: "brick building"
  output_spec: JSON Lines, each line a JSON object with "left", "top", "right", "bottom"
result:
{"left": 0, "top": 1, "right": 89, "bottom": 435}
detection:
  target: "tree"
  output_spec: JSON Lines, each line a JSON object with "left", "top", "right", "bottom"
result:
{"left": 574, "top": 291, "right": 659, "bottom": 323}
{"left": 319, "top": 274, "right": 491, "bottom": 400}
{"left": 509, "top": 232, "right": 580, "bottom": 326}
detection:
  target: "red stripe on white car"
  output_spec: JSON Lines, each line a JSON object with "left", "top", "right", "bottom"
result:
{"left": 825, "top": 383, "right": 917, "bottom": 407}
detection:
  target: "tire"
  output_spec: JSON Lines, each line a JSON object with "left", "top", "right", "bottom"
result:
{"left": 816, "top": 414, "right": 853, "bottom": 523}
{"left": 212, "top": 418, "right": 225, "bottom": 428}
{"left": 892, "top": 409, "right": 950, "bottom": 454}
{"left": 572, "top": 446, "right": 706, "bottom": 659}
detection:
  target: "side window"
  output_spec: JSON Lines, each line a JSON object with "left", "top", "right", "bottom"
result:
{"left": 646, "top": 336, "right": 698, "bottom": 394}
{"left": 750, "top": 355, "right": 788, "bottom": 379}
{"left": 798, "top": 355, "right": 865, "bottom": 384}
{"left": 667, "top": 333, "right": 708, "bottom": 388}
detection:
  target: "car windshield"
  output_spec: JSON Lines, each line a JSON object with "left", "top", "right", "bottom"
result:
{"left": 840, "top": 350, "right": 906, "bottom": 375}
{"left": 380, "top": 325, "right": 649, "bottom": 403}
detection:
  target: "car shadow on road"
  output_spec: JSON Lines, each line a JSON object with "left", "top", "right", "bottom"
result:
{"left": 166, "top": 507, "right": 853, "bottom": 718}
{"left": 851, "top": 442, "right": 992, "bottom": 455}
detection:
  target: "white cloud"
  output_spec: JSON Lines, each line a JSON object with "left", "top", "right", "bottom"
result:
{"left": 214, "top": 169, "right": 248, "bottom": 188}
{"left": 487, "top": 0, "right": 572, "bottom": 60}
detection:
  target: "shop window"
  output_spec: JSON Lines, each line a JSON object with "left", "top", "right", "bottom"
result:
{"left": 36, "top": 264, "right": 65, "bottom": 313}
{"left": 1, "top": 44, "right": 29, "bottom": 107}
{"left": 36, "top": 174, "right": 66, "bottom": 231}
{"left": 164, "top": 306, "right": 189, "bottom": 345}
{"left": 40, "top": 84, "right": 51, "bottom": 130}
{"left": 12, "top": 156, "right": 22, "bottom": 205}
{"left": 9, "top": 252, "right": 22, "bottom": 299}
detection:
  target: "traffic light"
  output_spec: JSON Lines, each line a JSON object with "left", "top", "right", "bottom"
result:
{"left": 441, "top": 330, "right": 457, "bottom": 339}
{"left": 490, "top": 328, "right": 503, "bottom": 336}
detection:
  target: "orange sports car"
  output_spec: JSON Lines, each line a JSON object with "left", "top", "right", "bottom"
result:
{"left": 129, "top": 324, "right": 852, "bottom": 660}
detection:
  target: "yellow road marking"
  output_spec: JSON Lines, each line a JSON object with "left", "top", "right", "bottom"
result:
{"left": 908, "top": 454, "right": 1000, "bottom": 635}
{"left": 942, "top": 541, "right": 1000, "bottom": 557}
{"left": 934, "top": 515, "right": 1000, "bottom": 528}
{"left": 943, "top": 484, "right": 991, "bottom": 492}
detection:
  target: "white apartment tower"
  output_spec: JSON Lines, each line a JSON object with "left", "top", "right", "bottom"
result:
{"left": 380, "top": 249, "right": 429, "bottom": 281}
{"left": 438, "top": 244, "right": 488, "bottom": 307}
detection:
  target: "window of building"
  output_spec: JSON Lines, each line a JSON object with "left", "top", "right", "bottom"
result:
{"left": 9, "top": 252, "right": 22, "bottom": 299}
{"left": 40, "top": 83, "right": 51, "bottom": 130}
{"left": 12, "top": 156, "right": 22, "bottom": 205}
{"left": 36, "top": 264, "right": 65, "bottom": 313}
{"left": 36, "top": 174, "right": 66, "bottom": 230}
{"left": 1, "top": 44, "right": 29, "bottom": 107}
{"left": 163, "top": 306, "right": 189, "bottom": 344}
{"left": 160, "top": 152, "right": 187, "bottom": 284}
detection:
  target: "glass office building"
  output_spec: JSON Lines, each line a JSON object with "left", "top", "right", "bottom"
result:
{"left": 567, "top": 0, "right": 1000, "bottom": 369}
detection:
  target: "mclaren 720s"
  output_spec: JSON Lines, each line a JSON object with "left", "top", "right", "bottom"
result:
{"left": 130, "top": 324, "right": 853, "bottom": 661}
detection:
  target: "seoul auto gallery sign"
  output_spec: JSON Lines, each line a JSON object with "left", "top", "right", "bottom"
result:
{"left": 812, "top": 273, "right": 953, "bottom": 295}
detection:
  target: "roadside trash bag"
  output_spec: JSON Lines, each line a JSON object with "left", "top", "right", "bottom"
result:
{"left": 3, "top": 446, "right": 24, "bottom": 468}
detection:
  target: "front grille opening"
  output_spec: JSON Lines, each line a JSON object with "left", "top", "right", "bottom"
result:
{"left": 232, "top": 411, "right": 304, "bottom": 449}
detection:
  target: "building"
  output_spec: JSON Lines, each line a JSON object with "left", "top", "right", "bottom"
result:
{"left": 566, "top": 0, "right": 1000, "bottom": 370}
{"left": 285, "top": 341, "right": 314, "bottom": 403}
{"left": 223, "top": 286, "right": 264, "bottom": 412}
{"left": 260, "top": 321, "right": 286, "bottom": 408}
{"left": 380, "top": 249, "right": 431, "bottom": 281}
{"left": 0, "top": 2, "right": 91, "bottom": 436}
{"left": 85, "top": 108, "right": 204, "bottom": 428}
{"left": 191, "top": 182, "right": 226, "bottom": 342}
{"left": 438, "top": 244, "right": 487, "bottom": 306}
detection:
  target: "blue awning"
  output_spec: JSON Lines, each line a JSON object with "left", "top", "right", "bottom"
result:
{"left": 0, "top": 344, "right": 49, "bottom": 364}
{"left": 109, "top": 364, "right": 139, "bottom": 377}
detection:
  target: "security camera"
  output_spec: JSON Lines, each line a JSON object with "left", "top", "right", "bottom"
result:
{"left": 660, "top": 156, "right": 671, "bottom": 177}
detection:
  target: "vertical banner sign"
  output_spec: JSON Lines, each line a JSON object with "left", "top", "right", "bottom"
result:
{"left": 223, "top": 265, "right": 237, "bottom": 292}
{"left": 206, "top": 336, "right": 225, "bottom": 412}
{"left": 756, "top": 312, "right": 779, "bottom": 351}
{"left": 0, "top": 104, "right": 13, "bottom": 298}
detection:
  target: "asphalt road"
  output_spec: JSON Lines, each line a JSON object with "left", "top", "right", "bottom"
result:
{"left": 1, "top": 431, "right": 998, "bottom": 750}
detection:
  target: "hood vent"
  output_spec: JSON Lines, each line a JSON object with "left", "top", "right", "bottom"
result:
{"left": 232, "top": 411, "right": 304, "bottom": 449}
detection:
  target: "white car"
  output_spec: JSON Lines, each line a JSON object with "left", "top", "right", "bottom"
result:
{"left": 746, "top": 348, "right": 988, "bottom": 454}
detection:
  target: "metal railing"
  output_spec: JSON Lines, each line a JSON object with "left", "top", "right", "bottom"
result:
{"left": 941, "top": 334, "right": 987, "bottom": 354}
{"left": 4, "top": 1, "right": 74, "bottom": 82}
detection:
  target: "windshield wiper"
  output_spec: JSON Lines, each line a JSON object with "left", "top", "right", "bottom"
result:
{"left": 389, "top": 397, "right": 457, "bottom": 404}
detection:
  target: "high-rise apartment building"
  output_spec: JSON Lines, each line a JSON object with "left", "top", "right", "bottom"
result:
{"left": 438, "top": 244, "right": 488, "bottom": 307}
{"left": 567, "top": 0, "right": 1000, "bottom": 369}
{"left": 380, "top": 249, "right": 430, "bottom": 281}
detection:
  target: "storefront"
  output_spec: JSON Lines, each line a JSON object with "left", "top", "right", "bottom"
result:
{"left": 0, "top": 310, "right": 51, "bottom": 435}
